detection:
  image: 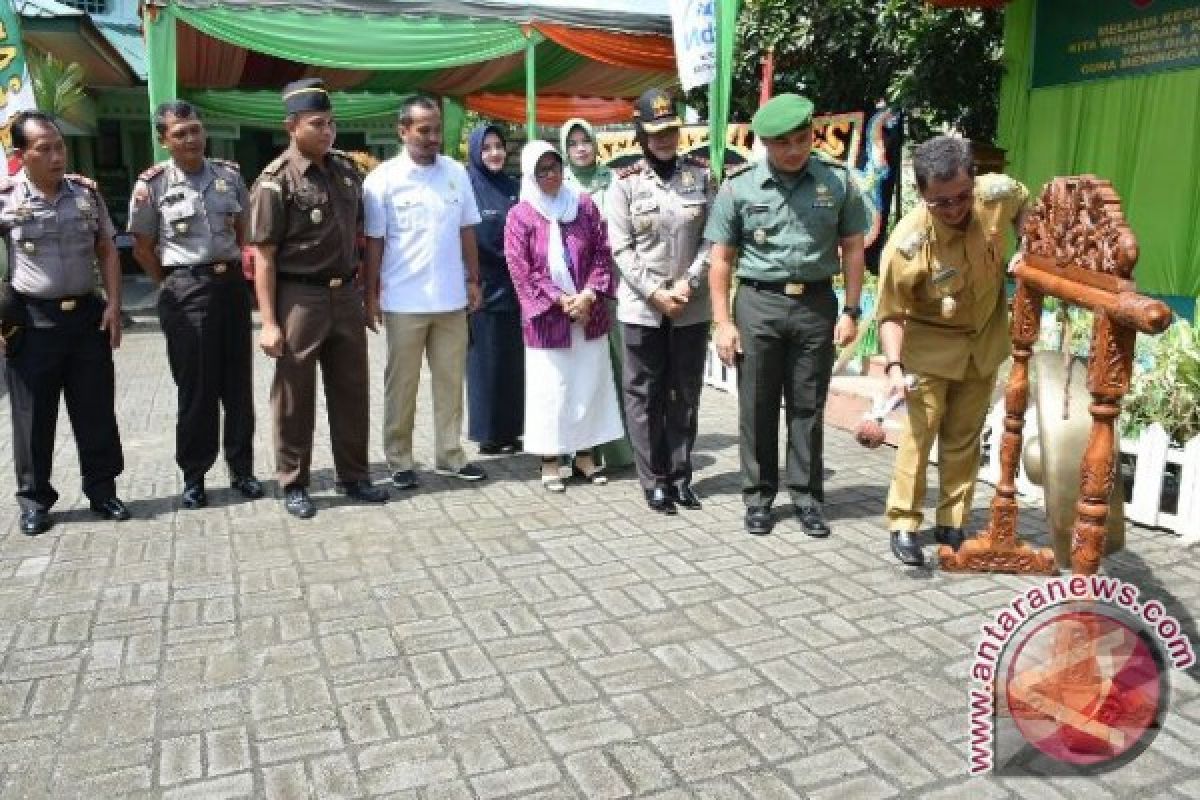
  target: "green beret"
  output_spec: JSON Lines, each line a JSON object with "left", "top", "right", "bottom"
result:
{"left": 752, "top": 93, "right": 815, "bottom": 138}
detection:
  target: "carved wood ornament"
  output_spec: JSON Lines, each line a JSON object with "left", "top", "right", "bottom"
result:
{"left": 939, "top": 176, "right": 1172, "bottom": 575}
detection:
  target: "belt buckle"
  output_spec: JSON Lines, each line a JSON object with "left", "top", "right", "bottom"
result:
{"left": 60, "top": 298, "right": 77, "bottom": 311}
{"left": 783, "top": 282, "right": 806, "bottom": 297}
{"left": 212, "top": 262, "right": 227, "bottom": 275}
{"left": 328, "top": 277, "right": 344, "bottom": 288}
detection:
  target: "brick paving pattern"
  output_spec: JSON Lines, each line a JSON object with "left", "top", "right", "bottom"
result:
{"left": 0, "top": 311, "right": 1197, "bottom": 798}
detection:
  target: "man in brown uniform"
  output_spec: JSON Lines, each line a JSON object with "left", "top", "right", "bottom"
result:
{"left": 875, "top": 136, "right": 1029, "bottom": 566}
{"left": 247, "top": 78, "right": 388, "bottom": 519}
{"left": 1, "top": 111, "right": 130, "bottom": 534}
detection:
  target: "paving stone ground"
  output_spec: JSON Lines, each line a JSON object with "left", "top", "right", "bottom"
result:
{"left": 0, "top": 305, "right": 1197, "bottom": 799}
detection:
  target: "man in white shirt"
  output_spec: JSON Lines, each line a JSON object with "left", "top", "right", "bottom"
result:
{"left": 363, "top": 95, "right": 486, "bottom": 489}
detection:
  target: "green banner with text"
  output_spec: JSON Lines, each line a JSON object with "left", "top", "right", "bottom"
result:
{"left": 1032, "top": 0, "right": 1200, "bottom": 89}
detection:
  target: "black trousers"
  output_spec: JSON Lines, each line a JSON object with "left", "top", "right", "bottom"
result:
{"left": 734, "top": 283, "right": 836, "bottom": 509}
{"left": 621, "top": 319, "right": 709, "bottom": 491}
{"left": 157, "top": 269, "right": 255, "bottom": 485}
{"left": 5, "top": 295, "right": 124, "bottom": 513}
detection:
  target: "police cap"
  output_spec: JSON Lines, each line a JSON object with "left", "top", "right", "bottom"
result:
{"left": 634, "top": 88, "right": 681, "bottom": 133}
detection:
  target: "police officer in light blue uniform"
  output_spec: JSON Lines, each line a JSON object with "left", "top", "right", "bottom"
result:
{"left": 130, "top": 100, "right": 262, "bottom": 510}
{"left": 1, "top": 111, "right": 130, "bottom": 535}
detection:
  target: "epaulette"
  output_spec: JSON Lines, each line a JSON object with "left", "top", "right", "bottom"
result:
{"left": 682, "top": 154, "right": 709, "bottom": 169}
{"left": 260, "top": 154, "right": 288, "bottom": 176}
{"left": 896, "top": 229, "right": 927, "bottom": 260}
{"left": 66, "top": 173, "right": 97, "bottom": 191}
{"left": 138, "top": 163, "right": 166, "bottom": 183}
{"left": 812, "top": 151, "right": 848, "bottom": 170}
{"left": 328, "top": 148, "right": 355, "bottom": 167}
{"left": 721, "top": 161, "right": 753, "bottom": 181}
{"left": 979, "top": 174, "right": 1019, "bottom": 203}
{"left": 210, "top": 157, "right": 241, "bottom": 173}
{"left": 0, "top": 176, "right": 13, "bottom": 193}
{"left": 616, "top": 160, "right": 646, "bottom": 180}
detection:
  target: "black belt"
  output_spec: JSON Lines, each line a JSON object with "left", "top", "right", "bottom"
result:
{"left": 740, "top": 277, "right": 832, "bottom": 298}
{"left": 13, "top": 291, "right": 93, "bottom": 312}
{"left": 166, "top": 260, "right": 241, "bottom": 278}
{"left": 277, "top": 270, "right": 357, "bottom": 288}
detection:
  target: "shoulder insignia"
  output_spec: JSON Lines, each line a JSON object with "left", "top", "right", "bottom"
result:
{"left": 979, "top": 174, "right": 1018, "bottom": 203}
{"left": 255, "top": 179, "right": 283, "bottom": 194}
{"left": 812, "top": 151, "right": 848, "bottom": 170}
{"left": 132, "top": 183, "right": 152, "bottom": 208}
{"left": 682, "top": 154, "right": 709, "bottom": 169}
{"left": 260, "top": 154, "right": 288, "bottom": 176}
{"left": 616, "top": 160, "right": 646, "bottom": 180}
{"left": 138, "top": 163, "right": 166, "bottom": 182}
{"left": 896, "top": 229, "right": 927, "bottom": 260}
{"left": 65, "top": 173, "right": 97, "bottom": 191}
{"left": 721, "top": 161, "right": 753, "bottom": 181}
{"left": 210, "top": 157, "right": 241, "bottom": 173}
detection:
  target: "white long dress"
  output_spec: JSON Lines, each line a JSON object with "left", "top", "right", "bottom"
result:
{"left": 522, "top": 324, "right": 624, "bottom": 456}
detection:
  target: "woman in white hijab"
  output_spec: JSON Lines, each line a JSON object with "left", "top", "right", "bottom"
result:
{"left": 503, "top": 141, "right": 625, "bottom": 492}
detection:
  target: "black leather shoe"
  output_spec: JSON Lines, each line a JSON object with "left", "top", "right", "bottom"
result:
{"left": 745, "top": 507, "right": 774, "bottom": 536}
{"left": 19, "top": 509, "right": 49, "bottom": 536}
{"left": 231, "top": 475, "right": 264, "bottom": 499}
{"left": 337, "top": 480, "right": 389, "bottom": 503}
{"left": 669, "top": 486, "right": 703, "bottom": 510}
{"left": 795, "top": 506, "right": 831, "bottom": 538}
{"left": 181, "top": 482, "right": 208, "bottom": 510}
{"left": 284, "top": 487, "right": 317, "bottom": 519}
{"left": 90, "top": 497, "right": 132, "bottom": 521}
{"left": 645, "top": 487, "right": 677, "bottom": 515}
{"left": 934, "top": 525, "right": 965, "bottom": 551}
{"left": 891, "top": 530, "right": 925, "bottom": 566}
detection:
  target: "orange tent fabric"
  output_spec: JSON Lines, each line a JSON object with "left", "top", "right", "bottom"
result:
{"left": 466, "top": 93, "right": 635, "bottom": 125}
{"left": 533, "top": 23, "right": 675, "bottom": 72}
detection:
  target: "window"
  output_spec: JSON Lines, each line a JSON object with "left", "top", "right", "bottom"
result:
{"left": 62, "top": 0, "right": 109, "bottom": 13}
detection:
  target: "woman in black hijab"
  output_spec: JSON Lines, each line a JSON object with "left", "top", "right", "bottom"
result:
{"left": 465, "top": 124, "right": 524, "bottom": 453}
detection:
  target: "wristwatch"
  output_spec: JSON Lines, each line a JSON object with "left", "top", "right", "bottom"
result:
{"left": 842, "top": 305, "right": 862, "bottom": 321}
{"left": 687, "top": 274, "right": 703, "bottom": 292}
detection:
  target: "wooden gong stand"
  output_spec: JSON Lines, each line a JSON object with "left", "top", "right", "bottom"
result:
{"left": 939, "top": 176, "right": 1172, "bottom": 575}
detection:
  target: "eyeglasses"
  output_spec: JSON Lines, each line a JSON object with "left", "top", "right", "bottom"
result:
{"left": 924, "top": 188, "right": 973, "bottom": 210}
{"left": 534, "top": 163, "right": 563, "bottom": 178}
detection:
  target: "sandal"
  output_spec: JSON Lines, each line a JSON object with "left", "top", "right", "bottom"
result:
{"left": 541, "top": 458, "right": 566, "bottom": 493}
{"left": 571, "top": 453, "right": 608, "bottom": 485}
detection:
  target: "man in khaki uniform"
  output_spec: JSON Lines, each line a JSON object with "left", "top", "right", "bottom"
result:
{"left": 609, "top": 88, "right": 715, "bottom": 515}
{"left": 247, "top": 78, "right": 388, "bottom": 519}
{"left": 876, "top": 135, "right": 1029, "bottom": 566}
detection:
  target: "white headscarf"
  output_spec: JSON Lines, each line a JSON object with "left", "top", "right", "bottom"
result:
{"left": 520, "top": 140, "right": 580, "bottom": 295}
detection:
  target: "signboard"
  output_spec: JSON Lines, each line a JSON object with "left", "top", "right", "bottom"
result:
{"left": 594, "top": 108, "right": 902, "bottom": 265}
{"left": 0, "top": 0, "right": 37, "bottom": 153}
{"left": 669, "top": 0, "right": 716, "bottom": 91}
{"left": 1032, "top": 0, "right": 1200, "bottom": 88}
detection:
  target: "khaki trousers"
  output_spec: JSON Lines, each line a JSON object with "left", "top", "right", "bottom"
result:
{"left": 383, "top": 310, "right": 469, "bottom": 472}
{"left": 885, "top": 361, "right": 997, "bottom": 532}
